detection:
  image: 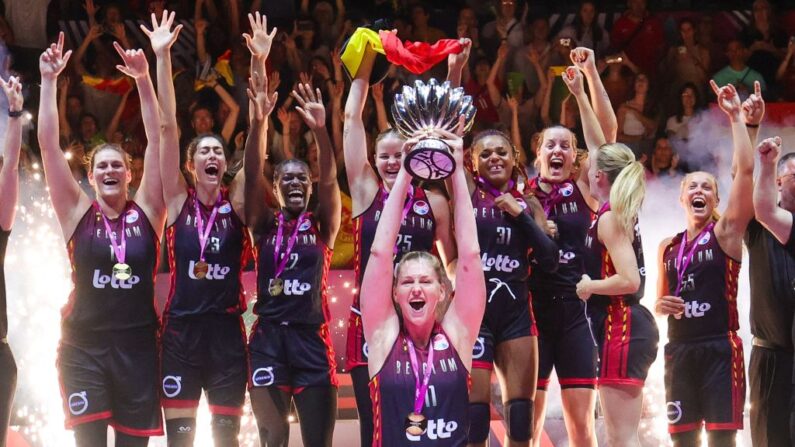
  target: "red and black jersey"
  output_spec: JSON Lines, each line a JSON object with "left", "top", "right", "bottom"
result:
{"left": 583, "top": 202, "right": 646, "bottom": 307}
{"left": 528, "top": 177, "right": 594, "bottom": 297}
{"left": 352, "top": 184, "right": 436, "bottom": 311}
{"left": 255, "top": 212, "right": 332, "bottom": 325}
{"left": 370, "top": 328, "right": 469, "bottom": 447}
{"left": 62, "top": 202, "right": 159, "bottom": 339}
{"left": 163, "top": 188, "right": 251, "bottom": 318}
{"left": 663, "top": 226, "right": 741, "bottom": 341}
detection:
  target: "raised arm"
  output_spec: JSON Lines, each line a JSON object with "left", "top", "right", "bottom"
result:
{"left": 0, "top": 77, "right": 23, "bottom": 230}
{"left": 446, "top": 38, "right": 471, "bottom": 88}
{"left": 343, "top": 45, "right": 380, "bottom": 215}
{"left": 38, "top": 32, "right": 92, "bottom": 240}
{"left": 113, "top": 42, "right": 165, "bottom": 235}
{"left": 73, "top": 25, "right": 102, "bottom": 76}
{"left": 104, "top": 88, "right": 131, "bottom": 142}
{"left": 486, "top": 42, "right": 508, "bottom": 109}
{"left": 371, "top": 82, "right": 390, "bottom": 132}
{"left": 741, "top": 81, "right": 765, "bottom": 147}
{"left": 563, "top": 66, "right": 602, "bottom": 209}
{"left": 438, "top": 123, "right": 486, "bottom": 369}
{"left": 211, "top": 80, "right": 240, "bottom": 144}
{"left": 143, "top": 10, "right": 185, "bottom": 224}
{"left": 361, "top": 142, "right": 414, "bottom": 375}
{"left": 571, "top": 47, "right": 617, "bottom": 142}
{"left": 244, "top": 71, "right": 278, "bottom": 235}
{"left": 242, "top": 12, "right": 277, "bottom": 81}
{"left": 711, "top": 81, "right": 754, "bottom": 258}
{"left": 754, "top": 136, "right": 791, "bottom": 244}
{"left": 292, "top": 83, "right": 341, "bottom": 247}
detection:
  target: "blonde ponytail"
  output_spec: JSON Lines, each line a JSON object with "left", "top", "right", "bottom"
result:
{"left": 597, "top": 143, "right": 645, "bottom": 236}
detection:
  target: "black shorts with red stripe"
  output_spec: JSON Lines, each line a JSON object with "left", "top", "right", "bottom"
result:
{"left": 591, "top": 300, "right": 659, "bottom": 387}
{"left": 160, "top": 315, "right": 247, "bottom": 415}
{"left": 57, "top": 328, "right": 163, "bottom": 437}
{"left": 535, "top": 295, "right": 598, "bottom": 390}
{"left": 665, "top": 333, "right": 745, "bottom": 434}
{"left": 471, "top": 289, "right": 537, "bottom": 370}
{"left": 248, "top": 319, "right": 338, "bottom": 392}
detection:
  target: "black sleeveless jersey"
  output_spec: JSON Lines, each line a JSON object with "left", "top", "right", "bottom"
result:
{"left": 663, "top": 226, "right": 741, "bottom": 341}
{"left": 62, "top": 202, "right": 159, "bottom": 339}
{"left": 583, "top": 202, "right": 645, "bottom": 307}
{"left": 352, "top": 184, "right": 436, "bottom": 311}
{"left": 164, "top": 188, "right": 251, "bottom": 318}
{"left": 255, "top": 212, "right": 332, "bottom": 325}
{"left": 528, "top": 177, "right": 594, "bottom": 296}
{"left": 0, "top": 229, "right": 8, "bottom": 339}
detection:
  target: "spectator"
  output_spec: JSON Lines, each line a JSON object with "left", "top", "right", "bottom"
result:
{"left": 456, "top": 6, "right": 481, "bottom": 61}
{"left": 616, "top": 72, "right": 658, "bottom": 158}
{"left": 644, "top": 135, "right": 683, "bottom": 179}
{"left": 609, "top": 0, "right": 664, "bottom": 79}
{"left": 712, "top": 39, "right": 767, "bottom": 99}
{"left": 741, "top": 0, "right": 787, "bottom": 92}
{"left": 302, "top": 0, "right": 345, "bottom": 49}
{"left": 775, "top": 37, "right": 795, "bottom": 101}
{"left": 697, "top": 15, "right": 725, "bottom": 73}
{"left": 515, "top": 16, "right": 551, "bottom": 94}
{"left": 409, "top": 3, "right": 446, "bottom": 43}
{"left": 665, "top": 83, "right": 703, "bottom": 143}
{"left": 600, "top": 51, "right": 639, "bottom": 111}
{"left": 482, "top": 0, "right": 524, "bottom": 60}
{"left": 559, "top": 1, "right": 609, "bottom": 57}
{"left": 662, "top": 18, "right": 710, "bottom": 109}
{"left": 129, "top": 153, "right": 144, "bottom": 196}
{"left": 463, "top": 56, "right": 501, "bottom": 129}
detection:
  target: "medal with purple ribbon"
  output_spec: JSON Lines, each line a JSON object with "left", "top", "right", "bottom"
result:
{"left": 674, "top": 223, "right": 714, "bottom": 296}
{"left": 404, "top": 334, "right": 435, "bottom": 436}
{"left": 193, "top": 192, "right": 222, "bottom": 280}
{"left": 97, "top": 202, "right": 131, "bottom": 281}
{"left": 269, "top": 212, "right": 306, "bottom": 296}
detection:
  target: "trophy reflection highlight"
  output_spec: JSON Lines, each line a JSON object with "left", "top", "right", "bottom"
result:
{"left": 391, "top": 79, "right": 477, "bottom": 181}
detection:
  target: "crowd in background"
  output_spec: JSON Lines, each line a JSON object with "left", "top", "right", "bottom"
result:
{"left": 0, "top": 0, "right": 794, "bottom": 194}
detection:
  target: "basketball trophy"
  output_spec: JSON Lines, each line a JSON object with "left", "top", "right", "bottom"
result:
{"left": 391, "top": 79, "right": 476, "bottom": 181}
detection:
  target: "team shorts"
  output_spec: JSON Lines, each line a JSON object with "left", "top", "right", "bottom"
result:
{"left": 472, "top": 284, "right": 537, "bottom": 370}
{"left": 160, "top": 315, "right": 247, "bottom": 415}
{"left": 248, "top": 319, "right": 338, "bottom": 393}
{"left": 57, "top": 328, "right": 163, "bottom": 436}
{"left": 665, "top": 333, "right": 745, "bottom": 433}
{"left": 590, "top": 301, "right": 659, "bottom": 387}
{"left": 535, "top": 295, "right": 598, "bottom": 390}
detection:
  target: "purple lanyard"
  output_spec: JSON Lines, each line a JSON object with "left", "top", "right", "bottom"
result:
{"left": 673, "top": 223, "right": 714, "bottom": 296}
{"left": 194, "top": 192, "right": 222, "bottom": 262}
{"left": 273, "top": 212, "right": 306, "bottom": 279}
{"left": 405, "top": 335, "right": 435, "bottom": 415}
{"left": 384, "top": 185, "right": 415, "bottom": 255}
{"left": 476, "top": 176, "right": 514, "bottom": 198}
{"left": 537, "top": 178, "right": 564, "bottom": 217}
{"left": 96, "top": 201, "right": 127, "bottom": 264}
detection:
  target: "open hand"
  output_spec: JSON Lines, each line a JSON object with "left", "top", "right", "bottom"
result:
{"left": 140, "top": 9, "right": 182, "bottom": 55}
{"left": 291, "top": 83, "right": 326, "bottom": 130}
{"left": 243, "top": 12, "right": 277, "bottom": 58}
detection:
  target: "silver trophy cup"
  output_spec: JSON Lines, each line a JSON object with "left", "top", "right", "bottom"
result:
{"left": 391, "top": 79, "right": 477, "bottom": 181}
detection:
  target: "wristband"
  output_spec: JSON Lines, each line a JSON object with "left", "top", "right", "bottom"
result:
{"left": 746, "top": 123, "right": 760, "bottom": 128}
{"left": 8, "top": 109, "right": 22, "bottom": 118}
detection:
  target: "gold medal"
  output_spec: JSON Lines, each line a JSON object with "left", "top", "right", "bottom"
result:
{"left": 405, "top": 412, "right": 427, "bottom": 436}
{"left": 269, "top": 278, "right": 284, "bottom": 296}
{"left": 193, "top": 260, "right": 209, "bottom": 279}
{"left": 113, "top": 263, "right": 132, "bottom": 281}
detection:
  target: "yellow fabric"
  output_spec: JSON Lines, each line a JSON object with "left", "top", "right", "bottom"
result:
{"left": 340, "top": 28, "right": 386, "bottom": 78}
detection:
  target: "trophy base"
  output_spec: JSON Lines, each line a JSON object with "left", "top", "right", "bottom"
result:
{"left": 404, "top": 138, "right": 456, "bottom": 181}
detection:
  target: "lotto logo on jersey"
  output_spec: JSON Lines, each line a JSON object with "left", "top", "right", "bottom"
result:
{"left": 270, "top": 279, "right": 311, "bottom": 295}
{"left": 187, "top": 260, "right": 231, "bottom": 280}
{"left": 683, "top": 300, "right": 711, "bottom": 318}
{"left": 481, "top": 253, "right": 520, "bottom": 272}
{"left": 406, "top": 419, "right": 459, "bottom": 441}
{"left": 92, "top": 270, "right": 141, "bottom": 289}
